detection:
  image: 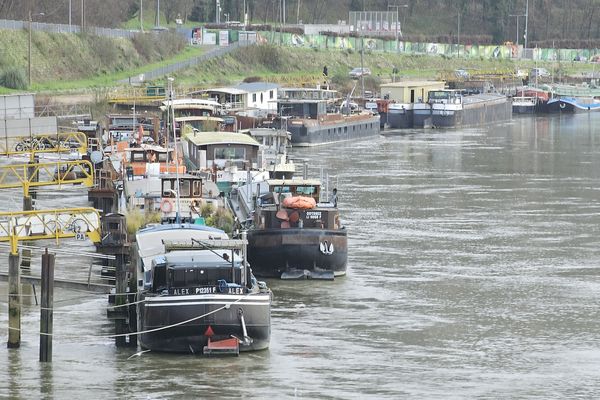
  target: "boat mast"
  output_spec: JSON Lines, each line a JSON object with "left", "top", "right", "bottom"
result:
{"left": 241, "top": 230, "right": 247, "bottom": 287}
{"left": 168, "top": 77, "right": 182, "bottom": 223}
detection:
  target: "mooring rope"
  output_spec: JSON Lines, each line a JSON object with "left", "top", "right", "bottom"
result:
{"left": 24, "top": 292, "right": 257, "bottom": 340}
{"left": 99, "top": 292, "right": 255, "bottom": 339}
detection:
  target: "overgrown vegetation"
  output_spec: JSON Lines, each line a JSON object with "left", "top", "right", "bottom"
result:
{"left": 0, "top": 29, "right": 186, "bottom": 89}
{"left": 0, "top": 67, "right": 27, "bottom": 90}
{"left": 200, "top": 203, "right": 234, "bottom": 235}
{"left": 205, "top": 207, "right": 235, "bottom": 236}
{"left": 125, "top": 207, "right": 163, "bottom": 235}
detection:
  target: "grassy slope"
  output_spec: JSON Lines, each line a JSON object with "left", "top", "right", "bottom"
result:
{"left": 0, "top": 29, "right": 198, "bottom": 93}
{"left": 174, "top": 45, "right": 596, "bottom": 94}
{"left": 0, "top": 28, "right": 596, "bottom": 96}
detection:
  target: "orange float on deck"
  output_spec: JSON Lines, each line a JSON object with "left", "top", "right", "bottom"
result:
{"left": 282, "top": 196, "right": 316, "bottom": 209}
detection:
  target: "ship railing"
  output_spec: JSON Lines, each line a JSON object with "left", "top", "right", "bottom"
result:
{"left": 164, "top": 238, "right": 248, "bottom": 252}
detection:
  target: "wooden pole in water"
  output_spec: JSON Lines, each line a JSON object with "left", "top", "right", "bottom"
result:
{"left": 39, "top": 249, "right": 55, "bottom": 362}
{"left": 114, "top": 253, "right": 127, "bottom": 347}
{"left": 21, "top": 158, "right": 38, "bottom": 303}
{"left": 7, "top": 253, "right": 21, "bottom": 348}
{"left": 127, "top": 246, "right": 138, "bottom": 348}
{"left": 22, "top": 196, "right": 33, "bottom": 273}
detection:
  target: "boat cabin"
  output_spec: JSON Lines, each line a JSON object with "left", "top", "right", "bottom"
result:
{"left": 276, "top": 87, "right": 341, "bottom": 119}
{"left": 175, "top": 116, "right": 225, "bottom": 135}
{"left": 161, "top": 99, "right": 223, "bottom": 137}
{"left": 160, "top": 98, "right": 221, "bottom": 118}
{"left": 185, "top": 131, "right": 260, "bottom": 171}
{"left": 106, "top": 114, "right": 156, "bottom": 142}
{"left": 197, "top": 82, "right": 279, "bottom": 113}
{"left": 252, "top": 179, "right": 341, "bottom": 231}
{"left": 427, "top": 90, "right": 463, "bottom": 105}
{"left": 247, "top": 128, "right": 295, "bottom": 178}
{"left": 149, "top": 249, "right": 250, "bottom": 295}
{"left": 124, "top": 144, "right": 186, "bottom": 177}
{"left": 159, "top": 174, "right": 210, "bottom": 222}
{"left": 124, "top": 173, "right": 216, "bottom": 223}
{"left": 380, "top": 81, "right": 445, "bottom": 104}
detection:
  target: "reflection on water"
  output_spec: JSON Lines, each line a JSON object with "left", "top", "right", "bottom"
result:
{"left": 2, "top": 114, "right": 600, "bottom": 398}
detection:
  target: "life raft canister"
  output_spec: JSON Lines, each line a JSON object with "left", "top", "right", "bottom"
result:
{"left": 282, "top": 196, "right": 316, "bottom": 210}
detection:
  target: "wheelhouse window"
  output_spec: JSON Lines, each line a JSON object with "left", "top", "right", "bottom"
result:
{"left": 214, "top": 147, "right": 246, "bottom": 160}
{"left": 157, "top": 152, "right": 169, "bottom": 162}
{"left": 179, "top": 179, "right": 191, "bottom": 197}
{"left": 192, "top": 181, "right": 201, "bottom": 196}
{"left": 131, "top": 152, "right": 146, "bottom": 162}
{"left": 162, "top": 180, "right": 175, "bottom": 197}
{"left": 295, "top": 186, "right": 316, "bottom": 195}
{"left": 273, "top": 186, "right": 291, "bottom": 193}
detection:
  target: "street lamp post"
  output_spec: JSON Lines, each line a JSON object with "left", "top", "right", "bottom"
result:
{"left": 387, "top": 4, "right": 408, "bottom": 52}
{"left": 140, "top": 0, "right": 143, "bottom": 31}
{"left": 524, "top": 0, "right": 529, "bottom": 50}
{"left": 132, "top": 102, "right": 136, "bottom": 145}
{"left": 167, "top": 77, "right": 181, "bottom": 223}
{"left": 509, "top": 13, "right": 524, "bottom": 46}
{"left": 155, "top": 0, "right": 160, "bottom": 27}
{"left": 457, "top": 12, "right": 461, "bottom": 57}
{"left": 360, "top": 25, "right": 364, "bottom": 98}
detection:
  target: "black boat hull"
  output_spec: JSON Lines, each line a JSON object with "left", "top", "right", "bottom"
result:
{"left": 138, "top": 293, "right": 271, "bottom": 353}
{"left": 247, "top": 228, "right": 348, "bottom": 278}
{"left": 431, "top": 101, "right": 512, "bottom": 128}
{"left": 288, "top": 117, "right": 380, "bottom": 146}
{"left": 387, "top": 108, "right": 413, "bottom": 129}
{"left": 512, "top": 104, "right": 536, "bottom": 114}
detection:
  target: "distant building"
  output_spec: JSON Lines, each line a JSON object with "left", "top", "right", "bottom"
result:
{"left": 380, "top": 81, "right": 445, "bottom": 103}
{"left": 198, "top": 82, "right": 279, "bottom": 115}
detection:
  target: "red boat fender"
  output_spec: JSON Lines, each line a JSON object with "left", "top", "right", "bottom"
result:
{"left": 282, "top": 196, "right": 316, "bottom": 209}
{"left": 276, "top": 210, "right": 289, "bottom": 220}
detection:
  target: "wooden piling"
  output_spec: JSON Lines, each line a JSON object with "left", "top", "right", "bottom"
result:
{"left": 114, "top": 253, "right": 127, "bottom": 347}
{"left": 39, "top": 250, "right": 54, "bottom": 362}
{"left": 21, "top": 195, "right": 33, "bottom": 303}
{"left": 7, "top": 253, "right": 21, "bottom": 348}
{"left": 28, "top": 155, "right": 39, "bottom": 201}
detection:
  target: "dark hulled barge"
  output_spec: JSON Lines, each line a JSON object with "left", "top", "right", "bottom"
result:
{"left": 230, "top": 178, "right": 347, "bottom": 280}
{"left": 275, "top": 87, "right": 380, "bottom": 146}
{"left": 135, "top": 224, "right": 271, "bottom": 354}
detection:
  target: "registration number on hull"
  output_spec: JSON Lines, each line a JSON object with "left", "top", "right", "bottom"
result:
{"left": 169, "top": 286, "right": 245, "bottom": 295}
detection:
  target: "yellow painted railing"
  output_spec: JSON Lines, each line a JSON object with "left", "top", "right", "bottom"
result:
{"left": 0, "top": 131, "right": 88, "bottom": 158}
{"left": 0, "top": 207, "right": 101, "bottom": 254}
{"left": 0, "top": 160, "right": 94, "bottom": 197}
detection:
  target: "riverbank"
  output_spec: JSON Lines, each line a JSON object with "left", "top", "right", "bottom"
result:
{"left": 1, "top": 31, "right": 597, "bottom": 99}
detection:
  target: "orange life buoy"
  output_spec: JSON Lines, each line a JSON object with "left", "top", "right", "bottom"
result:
{"left": 160, "top": 198, "right": 173, "bottom": 213}
{"left": 282, "top": 196, "right": 316, "bottom": 210}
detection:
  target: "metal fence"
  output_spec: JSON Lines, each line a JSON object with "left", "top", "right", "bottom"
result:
{"left": 0, "top": 18, "right": 139, "bottom": 38}
{"left": 120, "top": 42, "right": 251, "bottom": 84}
